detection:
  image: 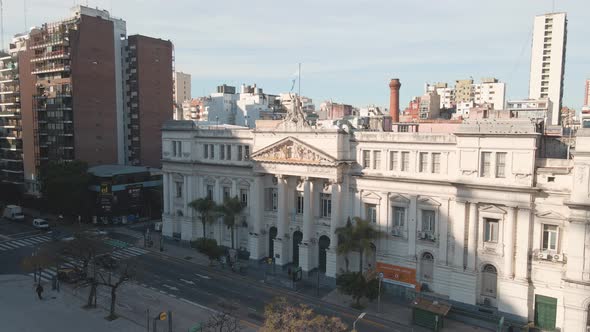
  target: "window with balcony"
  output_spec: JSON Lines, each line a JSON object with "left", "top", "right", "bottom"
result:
{"left": 481, "top": 152, "right": 492, "bottom": 177}
{"left": 392, "top": 206, "right": 405, "bottom": 237}
{"left": 401, "top": 152, "right": 410, "bottom": 172}
{"left": 496, "top": 152, "right": 506, "bottom": 178}
{"left": 362, "top": 150, "right": 370, "bottom": 168}
{"left": 420, "top": 210, "right": 435, "bottom": 241}
{"left": 542, "top": 224, "right": 558, "bottom": 251}
{"left": 240, "top": 188, "right": 248, "bottom": 207}
{"left": 366, "top": 204, "right": 377, "bottom": 224}
{"left": 389, "top": 151, "right": 398, "bottom": 171}
{"left": 373, "top": 151, "right": 381, "bottom": 170}
{"left": 264, "top": 188, "right": 278, "bottom": 211}
{"left": 321, "top": 193, "right": 332, "bottom": 218}
{"left": 484, "top": 218, "right": 499, "bottom": 243}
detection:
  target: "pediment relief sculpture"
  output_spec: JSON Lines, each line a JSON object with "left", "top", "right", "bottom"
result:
{"left": 252, "top": 137, "right": 335, "bottom": 165}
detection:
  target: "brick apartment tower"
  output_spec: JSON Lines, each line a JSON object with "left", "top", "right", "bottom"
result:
{"left": 389, "top": 78, "right": 401, "bottom": 122}
{"left": 124, "top": 35, "right": 173, "bottom": 167}
{"left": 2, "top": 6, "right": 173, "bottom": 194}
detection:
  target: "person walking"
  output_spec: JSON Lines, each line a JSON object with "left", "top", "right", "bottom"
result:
{"left": 36, "top": 283, "right": 43, "bottom": 300}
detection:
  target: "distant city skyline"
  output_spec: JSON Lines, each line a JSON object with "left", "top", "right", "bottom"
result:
{"left": 4, "top": 0, "right": 589, "bottom": 110}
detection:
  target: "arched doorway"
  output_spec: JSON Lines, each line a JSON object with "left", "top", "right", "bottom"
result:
{"left": 268, "top": 227, "right": 277, "bottom": 258}
{"left": 420, "top": 252, "right": 434, "bottom": 288}
{"left": 292, "top": 231, "right": 303, "bottom": 266}
{"left": 318, "top": 235, "right": 330, "bottom": 273}
{"left": 481, "top": 264, "right": 498, "bottom": 307}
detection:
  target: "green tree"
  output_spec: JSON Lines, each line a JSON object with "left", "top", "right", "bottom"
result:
{"left": 336, "top": 272, "right": 380, "bottom": 309}
{"left": 189, "top": 198, "right": 217, "bottom": 239}
{"left": 215, "top": 196, "right": 244, "bottom": 249}
{"left": 191, "top": 238, "right": 222, "bottom": 266}
{"left": 38, "top": 160, "right": 91, "bottom": 218}
{"left": 262, "top": 297, "right": 348, "bottom": 332}
{"left": 335, "top": 217, "right": 386, "bottom": 272}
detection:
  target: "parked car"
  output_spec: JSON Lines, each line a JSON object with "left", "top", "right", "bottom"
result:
{"left": 96, "top": 254, "right": 118, "bottom": 270}
{"left": 57, "top": 268, "right": 86, "bottom": 283}
{"left": 32, "top": 218, "right": 50, "bottom": 230}
{"left": 3, "top": 205, "right": 24, "bottom": 221}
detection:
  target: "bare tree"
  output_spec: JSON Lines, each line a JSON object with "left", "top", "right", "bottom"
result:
{"left": 203, "top": 310, "right": 240, "bottom": 332}
{"left": 262, "top": 297, "right": 348, "bottom": 332}
{"left": 96, "top": 262, "right": 136, "bottom": 320}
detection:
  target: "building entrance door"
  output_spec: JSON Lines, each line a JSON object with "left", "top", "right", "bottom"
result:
{"left": 534, "top": 295, "right": 557, "bottom": 330}
{"left": 318, "top": 235, "right": 330, "bottom": 273}
{"left": 292, "top": 231, "right": 302, "bottom": 266}
{"left": 268, "top": 227, "right": 277, "bottom": 258}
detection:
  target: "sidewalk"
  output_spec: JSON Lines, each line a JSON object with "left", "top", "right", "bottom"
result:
{"left": 117, "top": 228, "right": 492, "bottom": 331}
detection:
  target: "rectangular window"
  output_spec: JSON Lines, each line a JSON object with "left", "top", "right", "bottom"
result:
{"left": 401, "top": 152, "right": 410, "bottom": 172}
{"left": 240, "top": 188, "right": 248, "bottom": 206}
{"left": 244, "top": 145, "right": 250, "bottom": 160}
{"left": 220, "top": 144, "right": 225, "bottom": 160}
{"left": 373, "top": 151, "right": 381, "bottom": 170}
{"left": 421, "top": 210, "right": 435, "bottom": 234}
{"left": 222, "top": 186, "right": 231, "bottom": 200}
{"left": 296, "top": 193, "right": 304, "bottom": 215}
{"left": 226, "top": 145, "right": 232, "bottom": 160}
{"left": 204, "top": 144, "right": 209, "bottom": 159}
{"left": 362, "top": 150, "right": 371, "bottom": 168}
{"left": 542, "top": 224, "right": 558, "bottom": 251}
{"left": 496, "top": 152, "right": 506, "bottom": 178}
{"left": 238, "top": 146, "right": 243, "bottom": 161}
{"left": 419, "top": 152, "right": 428, "bottom": 173}
{"left": 393, "top": 206, "right": 405, "bottom": 227}
{"left": 484, "top": 218, "right": 499, "bottom": 243}
{"left": 210, "top": 144, "right": 215, "bottom": 159}
{"left": 175, "top": 181, "right": 183, "bottom": 198}
{"left": 431, "top": 153, "right": 441, "bottom": 174}
{"left": 366, "top": 204, "right": 377, "bottom": 223}
{"left": 206, "top": 185, "right": 214, "bottom": 200}
{"left": 390, "top": 151, "right": 398, "bottom": 171}
{"left": 481, "top": 152, "right": 492, "bottom": 177}
{"left": 321, "top": 193, "right": 332, "bottom": 218}
{"left": 264, "top": 188, "right": 278, "bottom": 211}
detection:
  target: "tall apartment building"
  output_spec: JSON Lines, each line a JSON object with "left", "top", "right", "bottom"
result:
{"left": 473, "top": 78, "right": 506, "bottom": 110}
{"left": 174, "top": 72, "right": 191, "bottom": 107}
{"left": 1, "top": 6, "right": 173, "bottom": 193}
{"left": 528, "top": 12, "right": 567, "bottom": 125}
{"left": 123, "top": 35, "right": 173, "bottom": 167}
{"left": 584, "top": 79, "right": 590, "bottom": 108}
{"left": 425, "top": 83, "right": 454, "bottom": 109}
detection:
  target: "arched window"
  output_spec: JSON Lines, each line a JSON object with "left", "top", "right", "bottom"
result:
{"left": 420, "top": 252, "right": 434, "bottom": 281}
{"left": 481, "top": 264, "right": 498, "bottom": 298}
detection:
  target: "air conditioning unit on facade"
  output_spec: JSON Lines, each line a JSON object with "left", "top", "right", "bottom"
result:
{"left": 537, "top": 251, "right": 549, "bottom": 260}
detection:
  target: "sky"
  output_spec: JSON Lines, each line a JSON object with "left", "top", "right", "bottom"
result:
{"left": 4, "top": 0, "right": 589, "bottom": 110}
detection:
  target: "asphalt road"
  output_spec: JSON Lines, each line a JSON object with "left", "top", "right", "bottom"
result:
{"left": 0, "top": 219, "right": 413, "bottom": 332}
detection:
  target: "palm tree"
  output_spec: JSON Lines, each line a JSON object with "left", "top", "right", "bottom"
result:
{"left": 335, "top": 216, "right": 386, "bottom": 273}
{"left": 188, "top": 198, "right": 217, "bottom": 239}
{"left": 335, "top": 217, "right": 355, "bottom": 272}
{"left": 215, "top": 196, "right": 245, "bottom": 249}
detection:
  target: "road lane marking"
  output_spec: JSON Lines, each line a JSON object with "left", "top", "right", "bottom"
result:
{"left": 179, "top": 298, "right": 219, "bottom": 314}
{"left": 162, "top": 284, "right": 178, "bottom": 291}
{"left": 179, "top": 278, "right": 195, "bottom": 285}
{"left": 195, "top": 273, "right": 210, "bottom": 279}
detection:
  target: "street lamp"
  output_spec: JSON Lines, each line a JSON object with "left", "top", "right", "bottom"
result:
{"left": 353, "top": 312, "right": 366, "bottom": 331}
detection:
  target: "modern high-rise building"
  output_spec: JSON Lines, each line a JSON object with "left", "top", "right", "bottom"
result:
{"left": 584, "top": 78, "right": 590, "bottom": 108}
{"left": 1, "top": 6, "right": 173, "bottom": 193}
{"left": 174, "top": 72, "right": 191, "bottom": 107}
{"left": 123, "top": 35, "right": 173, "bottom": 167}
{"left": 528, "top": 12, "right": 567, "bottom": 125}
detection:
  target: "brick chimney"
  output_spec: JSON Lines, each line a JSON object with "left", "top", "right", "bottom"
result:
{"left": 389, "top": 78, "right": 401, "bottom": 122}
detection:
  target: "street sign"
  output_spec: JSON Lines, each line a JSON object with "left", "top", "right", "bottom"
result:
{"left": 158, "top": 312, "right": 167, "bottom": 321}
{"left": 189, "top": 323, "right": 203, "bottom": 332}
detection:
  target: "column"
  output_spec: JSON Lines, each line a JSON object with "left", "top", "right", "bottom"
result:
{"left": 325, "top": 181, "right": 341, "bottom": 278}
{"left": 467, "top": 202, "right": 478, "bottom": 271}
{"left": 275, "top": 175, "right": 288, "bottom": 265}
{"left": 302, "top": 177, "right": 313, "bottom": 243}
{"left": 378, "top": 193, "right": 389, "bottom": 230}
{"left": 514, "top": 208, "right": 531, "bottom": 280}
{"left": 249, "top": 175, "right": 265, "bottom": 260}
{"left": 503, "top": 207, "right": 516, "bottom": 278}
{"left": 181, "top": 175, "right": 192, "bottom": 241}
{"left": 163, "top": 173, "right": 170, "bottom": 214}
{"left": 438, "top": 199, "right": 449, "bottom": 265}
{"left": 408, "top": 195, "right": 417, "bottom": 257}
{"left": 231, "top": 178, "right": 238, "bottom": 199}
{"left": 453, "top": 200, "right": 467, "bottom": 269}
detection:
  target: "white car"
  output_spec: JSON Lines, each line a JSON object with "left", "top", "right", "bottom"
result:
{"left": 82, "top": 229, "right": 108, "bottom": 237}
{"left": 32, "top": 218, "right": 50, "bottom": 229}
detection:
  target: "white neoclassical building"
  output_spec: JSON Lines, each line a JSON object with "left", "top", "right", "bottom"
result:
{"left": 161, "top": 112, "right": 590, "bottom": 331}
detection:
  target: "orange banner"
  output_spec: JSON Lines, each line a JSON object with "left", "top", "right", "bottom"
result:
{"left": 376, "top": 262, "right": 418, "bottom": 289}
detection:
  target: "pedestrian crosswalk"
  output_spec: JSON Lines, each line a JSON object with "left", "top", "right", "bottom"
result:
{"left": 0, "top": 234, "right": 51, "bottom": 251}
{"left": 109, "top": 246, "right": 149, "bottom": 260}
